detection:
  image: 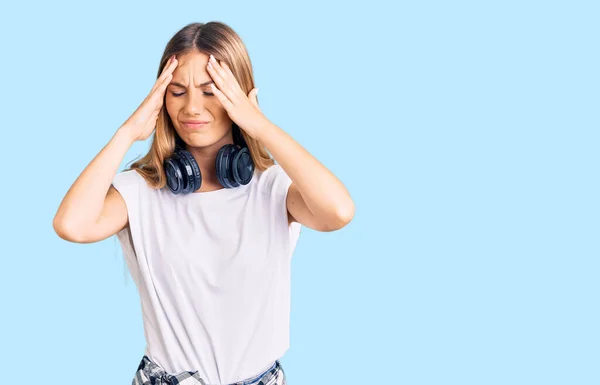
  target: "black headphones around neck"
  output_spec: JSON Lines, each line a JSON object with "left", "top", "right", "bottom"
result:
{"left": 163, "top": 124, "right": 255, "bottom": 194}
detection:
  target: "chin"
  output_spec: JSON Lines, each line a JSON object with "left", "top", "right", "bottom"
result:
{"left": 181, "top": 134, "right": 213, "bottom": 148}
{"left": 178, "top": 131, "right": 226, "bottom": 149}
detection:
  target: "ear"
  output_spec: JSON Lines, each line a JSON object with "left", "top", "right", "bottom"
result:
{"left": 248, "top": 88, "right": 261, "bottom": 111}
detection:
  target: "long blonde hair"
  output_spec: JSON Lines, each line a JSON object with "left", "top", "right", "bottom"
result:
{"left": 125, "top": 21, "right": 274, "bottom": 188}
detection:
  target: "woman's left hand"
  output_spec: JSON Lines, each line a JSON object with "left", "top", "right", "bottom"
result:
{"left": 207, "top": 54, "right": 266, "bottom": 140}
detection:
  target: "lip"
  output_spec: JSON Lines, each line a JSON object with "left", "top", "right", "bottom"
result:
{"left": 182, "top": 121, "right": 209, "bottom": 129}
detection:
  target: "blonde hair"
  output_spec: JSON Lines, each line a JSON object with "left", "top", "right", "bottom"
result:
{"left": 125, "top": 21, "right": 274, "bottom": 188}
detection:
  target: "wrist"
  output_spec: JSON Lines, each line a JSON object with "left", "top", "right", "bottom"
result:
{"left": 116, "top": 125, "right": 138, "bottom": 146}
{"left": 251, "top": 118, "right": 274, "bottom": 142}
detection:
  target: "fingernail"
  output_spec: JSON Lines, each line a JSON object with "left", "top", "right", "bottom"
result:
{"left": 256, "top": 88, "right": 259, "bottom": 95}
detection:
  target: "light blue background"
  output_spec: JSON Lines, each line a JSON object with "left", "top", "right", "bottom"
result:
{"left": 0, "top": 1, "right": 598, "bottom": 384}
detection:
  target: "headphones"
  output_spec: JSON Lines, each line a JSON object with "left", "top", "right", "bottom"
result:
{"left": 163, "top": 124, "right": 255, "bottom": 194}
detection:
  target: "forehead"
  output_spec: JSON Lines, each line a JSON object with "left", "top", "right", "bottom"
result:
{"left": 175, "top": 51, "right": 210, "bottom": 66}
{"left": 170, "top": 52, "right": 212, "bottom": 86}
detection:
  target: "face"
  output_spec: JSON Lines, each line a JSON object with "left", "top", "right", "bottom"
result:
{"left": 165, "top": 51, "right": 232, "bottom": 149}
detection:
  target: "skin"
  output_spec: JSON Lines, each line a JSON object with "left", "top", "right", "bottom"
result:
{"left": 168, "top": 50, "right": 355, "bottom": 230}
{"left": 53, "top": 49, "right": 354, "bottom": 245}
{"left": 164, "top": 51, "right": 234, "bottom": 192}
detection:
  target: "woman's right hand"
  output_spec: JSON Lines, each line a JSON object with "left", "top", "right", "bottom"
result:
{"left": 122, "top": 55, "right": 178, "bottom": 142}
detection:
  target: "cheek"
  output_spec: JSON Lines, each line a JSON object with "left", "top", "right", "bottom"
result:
{"left": 164, "top": 96, "right": 173, "bottom": 111}
{"left": 209, "top": 100, "right": 228, "bottom": 116}
{"left": 164, "top": 97, "right": 181, "bottom": 121}
{"left": 164, "top": 95, "right": 176, "bottom": 109}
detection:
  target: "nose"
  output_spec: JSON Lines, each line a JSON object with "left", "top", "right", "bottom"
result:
{"left": 182, "top": 89, "right": 207, "bottom": 116}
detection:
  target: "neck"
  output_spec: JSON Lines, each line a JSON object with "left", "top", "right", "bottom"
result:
{"left": 184, "top": 133, "right": 234, "bottom": 190}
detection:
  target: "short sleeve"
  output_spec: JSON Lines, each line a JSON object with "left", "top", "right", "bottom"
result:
{"left": 111, "top": 169, "right": 140, "bottom": 206}
{"left": 269, "top": 164, "right": 302, "bottom": 255}
{"left": 111, "top": 169, "right": 141, "bottom": 237}
{"left": 111, "top": 169, "right": 144, "bottom": 269}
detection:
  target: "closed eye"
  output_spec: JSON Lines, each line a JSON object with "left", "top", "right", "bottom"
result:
{"left": 171, "top": 91, "right": 214, "bottom": 97}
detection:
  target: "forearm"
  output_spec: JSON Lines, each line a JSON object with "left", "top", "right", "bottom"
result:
{"left": 53, "top": 125, "right": 136, "bottom": 233}
{"left": 256, "top": 119, "right": 355, "bottom": 222}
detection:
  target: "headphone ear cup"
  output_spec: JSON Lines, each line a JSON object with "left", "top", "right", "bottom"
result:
{"left": 215, "top": 144, "right": 239, "bottom": 188}
{"left": 215, "top": 145, "right": 228, "bottom": 188}
{"left": 164, "top": 155, "right": 186, "bottom": 194}
{"left": 232, "top": 147, "right": 254, "bottom": 186}
{"left": 175, "top": 148, "right": 202, "bottom": 193}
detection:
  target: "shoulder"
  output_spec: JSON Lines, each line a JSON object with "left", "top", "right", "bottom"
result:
{"left": 254, "top": 164, "right": 292, "bottom": 196}
{"left": 112, "top": 169, "right": 158, "bottom": 191}
{"left": 111, "top": 169, "right": 150, "bottom": 201}
{"left": 112, "top": 169, "right": 142, "bottom": 186}
{"left": 256, "top": 163, "right": 291, "bottom": 185}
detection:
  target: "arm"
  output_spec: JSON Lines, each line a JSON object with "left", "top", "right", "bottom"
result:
{"left": 256, "top": 120, "right": 355, "bottom": 232}
{"left": 54, "top": 55, "right": 178, "bottom": 243}
{"left": 53, "top": 126, "right": 135, "bottom": 243}
{"left": 202, "top": 57, "right": 354, "bottom": 231}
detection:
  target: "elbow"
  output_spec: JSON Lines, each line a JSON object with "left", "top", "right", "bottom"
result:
{"left": 338, "top": 201, "right": 356, "bottom": 228}
{"left": 323, "top": 201, "right": 355, "bottom": 232}
{"left": 53, "top": 217, "right": 74, "bottom": 242}
{"left": 53, "top": 217, "right": 86, "bottom": 243}
{"left": 53, "top": 215, "right": 67, "bottom": 239}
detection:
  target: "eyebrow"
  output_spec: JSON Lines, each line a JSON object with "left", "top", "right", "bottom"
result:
{"left": 169, "top": 80, "right": 214, "bottom": 88}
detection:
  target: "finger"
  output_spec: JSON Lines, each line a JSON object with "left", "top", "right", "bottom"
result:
{"left": 218, "top": 60, "right": 244, "bottom": 97}
{"left": 248, "top": 88, "right": 260, "bottom": 110}
{"left": 207, "top": 58, "right": 226, "bottom": 92}
{"left": 157, "top": 57, "right": 177, "bottom": 85}
{"left": 159, "top": 73, "right": 173, "bottom": 96}
{"left": 161, "top": 55, "right": 177, "bottom": 74}
{"left": 150, "top": 73, "right": 172, "bottom": 102}
{"left": 220, "top": 62, "right": 240, "bottom": 89}
{"left": 156, "top": 71, "right": 173, "bottom": 92}
{"left": 210, "top": 83, "right": 234, "bottom": 111}
{"left": 207, "top": 56, "right": 239, "bottom": 101}
{"left": 153, "top": 57, "right": 177, "bottom": 93}
{"left": 160, "top": 73, "right": 173, "bottom": 94}
{"left": 208, "top": 55, "right": 229, "bottom": 80}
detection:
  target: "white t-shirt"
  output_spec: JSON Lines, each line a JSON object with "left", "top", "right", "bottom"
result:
{"left": 111, "top": 163, "right": 302, "bottom": 385}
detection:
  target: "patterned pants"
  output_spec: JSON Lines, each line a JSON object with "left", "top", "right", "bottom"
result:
{"left": 131, "top": 355, "right": 287, "bottom": 385}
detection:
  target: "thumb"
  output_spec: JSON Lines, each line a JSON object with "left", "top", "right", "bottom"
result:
{"left": 248, "top": 88, "right": 261, "bottom": 110}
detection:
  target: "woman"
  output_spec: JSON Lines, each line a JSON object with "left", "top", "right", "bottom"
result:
{"left": 53, "top": 21, "right": 354, "bottom": 385}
